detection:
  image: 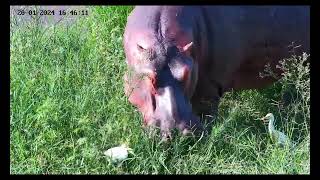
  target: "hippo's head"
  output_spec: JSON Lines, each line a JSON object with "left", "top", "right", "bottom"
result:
{"left": 123, "top": 7, "right": 205, "bottom": 140}
{"left": 123, "top": 40, "right": 205, "bottom": 139}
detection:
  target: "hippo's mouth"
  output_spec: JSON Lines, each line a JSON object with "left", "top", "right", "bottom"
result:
{"left": 143, "top": 81, "right": 204, "bottom": 140}
{"left": 125, "top": 63, "right": 205, "bottom": 140}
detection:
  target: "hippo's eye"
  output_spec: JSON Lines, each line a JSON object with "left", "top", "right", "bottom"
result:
{"left": 137, "top": 44, "right": 146, "bottom": 51}
{"left": 166, "top": 46, "right": 178, "bottom": 57}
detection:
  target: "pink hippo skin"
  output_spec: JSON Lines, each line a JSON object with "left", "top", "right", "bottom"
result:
{"left": 123, "top": 6, "right": 310, "bottom": 140}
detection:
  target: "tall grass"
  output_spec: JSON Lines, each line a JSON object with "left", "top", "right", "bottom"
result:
{"left": 10, "top": 6, "right": 309, "bottom": 174}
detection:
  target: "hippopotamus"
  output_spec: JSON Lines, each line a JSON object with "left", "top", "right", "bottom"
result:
{"left": 123, "top": 6, "right": 310, "bottom": 139}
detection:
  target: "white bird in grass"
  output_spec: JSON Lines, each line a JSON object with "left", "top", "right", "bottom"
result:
{"left": 104, "top": 144, "right": 134, "bottom": 163}
{"left": 261, "top": 113, "right": 292, "bottom": 147}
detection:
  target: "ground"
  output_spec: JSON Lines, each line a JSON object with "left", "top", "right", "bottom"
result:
{"left": 10, "top": 6, "right": 310, "bottom": 174}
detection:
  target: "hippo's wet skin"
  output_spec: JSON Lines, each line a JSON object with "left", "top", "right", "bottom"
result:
{"left": 123, "top": 6, "right": 310, "bottom": 139}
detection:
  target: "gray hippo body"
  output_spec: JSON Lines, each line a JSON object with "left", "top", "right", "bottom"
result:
{"left": 123, "top": 6, "right": 310, "bottom": 139}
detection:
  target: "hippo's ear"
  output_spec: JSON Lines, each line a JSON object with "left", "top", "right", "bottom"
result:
{"left": 178, "top": 42, "right": 193, "bottom": 56}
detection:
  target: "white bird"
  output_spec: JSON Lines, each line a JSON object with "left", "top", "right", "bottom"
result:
{"left": 104, "top": 144, "right": 134, "bottom": 163}
{"left": 261, "top": 113, "right": 292, "bottom": 147}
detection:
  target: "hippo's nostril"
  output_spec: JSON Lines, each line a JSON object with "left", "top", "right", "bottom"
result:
{"left": 151, "top": 94, "right": 156, "bottom": 111}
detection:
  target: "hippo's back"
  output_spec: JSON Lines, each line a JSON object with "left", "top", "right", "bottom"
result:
{"left": 203, "top": 6, "right": 310, "bottom": 56}
{"left": 200, "top": 6, "right": 309, "bottom": 91}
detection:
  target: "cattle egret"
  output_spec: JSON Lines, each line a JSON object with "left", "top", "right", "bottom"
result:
{"left": 261, "top": 113, "right": 292, "bottom": 147}
{"left": 104, "top": 144, "right": 134, "bottom": 163}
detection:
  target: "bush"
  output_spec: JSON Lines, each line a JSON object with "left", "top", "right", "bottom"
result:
{"left": 260, "top": 52, "right": 310, "bottom": 142}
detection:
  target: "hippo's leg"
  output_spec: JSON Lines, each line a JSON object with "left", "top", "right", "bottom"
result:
{"left": 191, "top": 78, "right": 224, "bottom": 135}
{"left": 191, "top": 97, "right": 220, "bottom": 134}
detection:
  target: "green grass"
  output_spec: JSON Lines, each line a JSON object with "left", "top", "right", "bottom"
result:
{"left": 10, "top": 6, "right": 310, "bottom": 174}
